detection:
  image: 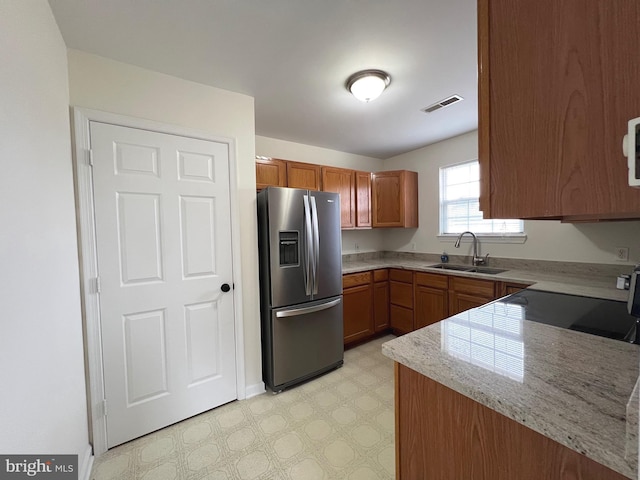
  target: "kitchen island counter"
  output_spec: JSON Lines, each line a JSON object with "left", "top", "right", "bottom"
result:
{"left": 382, "top": 301, "right": 639, "bottom": 479}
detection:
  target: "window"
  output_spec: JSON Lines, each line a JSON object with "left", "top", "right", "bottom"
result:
{"left": 439, "top": 160, "right": 524, "bottom": 236}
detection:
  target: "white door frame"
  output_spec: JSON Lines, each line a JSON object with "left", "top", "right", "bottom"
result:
{"left": 71, "top": 107, "right": 247, "bottom": 456}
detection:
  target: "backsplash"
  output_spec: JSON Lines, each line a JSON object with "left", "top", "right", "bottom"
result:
{"left": 343, "top": 251, "right": 635, "bottom": 280}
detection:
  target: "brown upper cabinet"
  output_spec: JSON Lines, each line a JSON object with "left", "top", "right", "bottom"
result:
{"left": 287, "top": 161, "right": 322, "bottom": 191}
{"left": 478, "top": 0, "right": 640, "bottom": 221}
{"left": 372, "top": 170, "right": 419, "bottom": 227}
{"left": 321, "top": 167, "right": 373, "bottom": 230}
{"left": 256, "top": 157, "right": 287, "bottom": 191}
{"left": 355, "top": 171, "right": 372, "bottom": 228}
{"left": 322, "top": 167, "right": 356, "bottom": 229}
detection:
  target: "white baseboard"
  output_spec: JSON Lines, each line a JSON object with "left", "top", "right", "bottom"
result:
{"left": 244, "top": 382, "right": 266, "bottom": 399}
{"left": 79, "top": 444, "right": 93, "bottom": 480}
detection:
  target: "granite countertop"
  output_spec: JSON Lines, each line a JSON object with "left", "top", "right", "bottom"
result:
{"left": 342, "top": 257, "right": 630, "bottom": 301}
{"left": 382, "top": 300, "right": 640, "bottom": 478}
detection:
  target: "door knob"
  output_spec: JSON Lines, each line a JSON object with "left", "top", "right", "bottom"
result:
{"left": 221, "top": 283, "right": 231, "bottom": 293}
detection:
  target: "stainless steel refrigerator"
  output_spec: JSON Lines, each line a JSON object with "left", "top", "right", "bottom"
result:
{"left": 257, "top": 186, "right": 344, "bottom": 392}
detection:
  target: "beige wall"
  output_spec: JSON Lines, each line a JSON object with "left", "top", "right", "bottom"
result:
{"left": 255, "top": 135, "right": 385, "bottom": 253}
{"left": 0, "top": 1, "right": 91, "bottom": 474}
{"left": 382, "top": 130, "right": 640, "bottom": 265}
{"left": 68, "top": 50, "right": 263, "bottom": 390}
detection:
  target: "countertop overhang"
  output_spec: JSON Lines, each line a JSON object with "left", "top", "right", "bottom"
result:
{"left": 359, "top": 257, "right": 640, "bottom": 478}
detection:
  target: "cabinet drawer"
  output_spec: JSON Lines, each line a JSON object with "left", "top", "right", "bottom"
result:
{"left": 389, "top": 269, "right": 413, "bottom": 284}
{"left": 390, "top": 305, "right": 413, "bottom": 335}
{"left": 415, "top": 272, "right": 448, "bottom": 289}
{"left": 373, "top": 269, "right": 389, "bottom": 282}
{"left": 343, "top": 271, "right": 372, "bottom": 289}
{"left": 390, "top": 281, "right": 413, "bottom": 309}
{"left": 449, "top": 276, "right": 495, "bottom": 298}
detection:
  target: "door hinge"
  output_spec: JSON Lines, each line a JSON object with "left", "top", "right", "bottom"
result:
{"left": 87, "top": 149, "right": 94, "bottom": 166}
{"left": 102, "top": 399, "right": 107, "bottom": 417}
{"left": 95, "top": 276, "right": 101, "bottom": 294}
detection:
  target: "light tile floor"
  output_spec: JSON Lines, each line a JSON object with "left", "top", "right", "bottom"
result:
{"left": 91, "top": 335, "right": 396, "bottom": 480}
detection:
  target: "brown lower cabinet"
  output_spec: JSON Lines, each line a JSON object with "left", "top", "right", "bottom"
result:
{"left": 395, "top": 363, "right": 625, "bottom": 480}
{"left": 343, "top": 272, "right": 374, "bottom": 345}
{"left": 342, "top": 269, "right": 532, "bottom": 345}
{"left": 448, "top": 276, "right": 497, "bottom": 315}
{"left": 389, "top": 269, "right": 414, "bottom": 335}
{"left": 414, "top": 272, "right": 449, "bottom": 329}
{"left": 373, "top": 269, "right": 389, "bottom": 332}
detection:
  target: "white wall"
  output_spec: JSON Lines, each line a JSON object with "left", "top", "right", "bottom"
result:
{"left": 67, "top": 50, "right": 263, "bottom": 391}
{"left": 0, "top": 0, "right": 91, "bottom": 474}
{"left": 255, "top": 135, "right": 385, "bottom": 253}
{"left": 383, "top": 130, "right": 640, "bottom": 265}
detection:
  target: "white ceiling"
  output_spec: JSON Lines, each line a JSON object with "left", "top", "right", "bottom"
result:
{"left": 48, "top": 0, "right": 478, "bottom": 159}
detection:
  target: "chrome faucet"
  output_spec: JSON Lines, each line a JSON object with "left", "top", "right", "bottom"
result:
{"left": 454, "top": 231, "right": 489, "bottom": 266}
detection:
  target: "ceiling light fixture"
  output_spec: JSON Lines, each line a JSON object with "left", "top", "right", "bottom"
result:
{"left": 346, "top": 69, "right": 391, "bottom": 103}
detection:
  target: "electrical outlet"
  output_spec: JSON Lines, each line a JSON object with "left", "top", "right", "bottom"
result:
{"left": 615, "top": 247, "right": 629, "bottom": 262}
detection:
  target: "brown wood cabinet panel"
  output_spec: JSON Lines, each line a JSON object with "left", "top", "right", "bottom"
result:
{"left": 373, "top": 280, "right": 389, "bottom": 332}
{"left": 390, "top": 281, "right": 413, "bottom": 310}
{"left": 389, "top": 269, "right": 413, "bottom": 284}
{"left": 343, "top": 283, "right": 373, "bottom": 345}
{"left": 395, "top": 363, "right": 625, "bottom": 480}
{"left": 497, "top": 281, "right": 531, "bottom": 297}
{"left": 415, "top": 285, "right": 448, "bottom": 330}
{"left": 390, "top": 305, "right": 413, "bottom": 335}
{"left": 449, "top": 276, "right": 495, "bottom": 298}
{"left": 255, "top": 157, "right": 287, "bottom": 190}
{"left": 505, "top": 283, "right": 528, "bottom": 295}
{"left": 322, "top": 167, "right": 355, "bottom": 229}
{"left": 355, "top": 171, "right": 372, "bottom": 228}
{"left": 479, "top": 0, "right": 640, "bottom": 220}
{"left": 287, "top": 161, "right": 322, "bottom": 190}
{"left": 415, "top": 272, "right": 448, "bottom": 290}
{"left": 449, "top": 292, "right": 490, "bottom": 315}
{"left": 373, "top": 268, "right": 389, "bottom": 282}
{"left": 343, "top": 271, "right": 372, "bottom": 289}
{"left": 372, "top": 170, "right": 418, "bottom": 228}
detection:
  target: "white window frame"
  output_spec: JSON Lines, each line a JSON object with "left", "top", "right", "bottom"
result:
{"left": 438, "top": 160, "right": 527, "bottom": 244}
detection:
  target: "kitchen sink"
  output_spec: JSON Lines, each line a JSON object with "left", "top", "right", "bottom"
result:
{"left": 431, "top": 264, "right": 475, "bottom": 271}
{"left": 469, "top": 266, "right": 507, "bottom": 275}
{"left": 430, "top": 264, "right": 507, "bottom": 275}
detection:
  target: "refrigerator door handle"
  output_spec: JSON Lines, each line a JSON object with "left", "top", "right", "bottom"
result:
{"left": 310, "top": 195, "right": 320, "bottom": 295}
{"left": 275, "top": 298, "right": 341, "bottom": 318}
{"left": 302, "top": 194, "right": 313, "bottom": 296}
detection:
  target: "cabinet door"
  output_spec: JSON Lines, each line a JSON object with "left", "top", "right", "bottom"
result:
{"left": 449, "top": 292, "right": 490, "bottom": 315}
{"left": 372, "top": 170, "right": 418, "bottom": 227}
{"left": 355, "top": 171, "right": 372, "bottom": 228}
{"left": 256, "top": 158, "right": 287, "bottom": 190}
{"left": 415, "top": 285, "right": 448, "bottom": 330}
{"left": 479, "top": 0, "right": 640, "bottom": 220}
{"left": 374, "top": 281, "right": 389, "bottom": 332}
{"left": 343, "top": 284, "right": 374, "bottom": 345}
{"left": 390, "top": 305, "right": 413, "bottom": 335}
{"left": 287, "top": 161, "right": 322, "bottom": 191}
{"left": 322, "top": 167, "right": 355, "bottom": 229}
{"left": 390, "top": 280, "right": 413, "bottom": 310}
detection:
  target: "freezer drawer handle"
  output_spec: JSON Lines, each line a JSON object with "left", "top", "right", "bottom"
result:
{"left": 275, "top": 298, "right": 341, "bottom": 318}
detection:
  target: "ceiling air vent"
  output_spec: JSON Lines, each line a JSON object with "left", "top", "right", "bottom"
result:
{"left": 422, "top": 95, "right": 464, "bottom": 113}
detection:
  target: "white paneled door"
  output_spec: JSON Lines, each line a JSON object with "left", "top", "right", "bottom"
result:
{"left": 90, "top": 121, "right": 237, "bottom": 448}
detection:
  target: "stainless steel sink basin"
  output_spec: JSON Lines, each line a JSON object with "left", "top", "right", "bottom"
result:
{"left": 469, "top": 266, "right": 507, "bottom": 275}
{"left": 431, "top": 264, "right": 474, "bottom": 272}
{"left": 430, "top": 264, "right": 507, "bottom": 275}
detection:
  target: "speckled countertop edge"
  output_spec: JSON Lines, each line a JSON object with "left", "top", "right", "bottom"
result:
{"left": 382, "top": 320, "right": 639, "bottom": 479}
{"left": 342, "top": 258, "right": 629, "bottom": 302}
